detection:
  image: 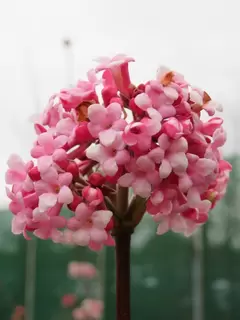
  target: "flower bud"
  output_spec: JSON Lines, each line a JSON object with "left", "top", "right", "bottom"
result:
{"left": 88, "top": 173, "right": 105, "bottom": 187}
{"left": 162, "top": 117, "right": 183, "bottom": 139}
{"left": 66, "top": 162, "right": 79, "bottom": 178}
{"left": 28, "top": 166, "right": 41, "bottom": 181}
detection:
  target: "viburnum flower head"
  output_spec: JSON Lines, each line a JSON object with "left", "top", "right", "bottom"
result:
{"left": 5, "top": 53, "right": 232, "bottom": 250}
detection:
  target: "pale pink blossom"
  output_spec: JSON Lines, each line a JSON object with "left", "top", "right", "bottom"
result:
{"left": 96, "top": 54, "right": 134, "bottom": 97}
{"left": 5, "top": 155, "right": 34, "bottom": 192}
{"left": 31, "top": 132, "right": 68, "bottom": 158}
{"left": 71, "top": 204, "right": 112, "bottom": 248}
{"left": 86, "top": 143, "right": 130, "bottom": 177}
{"left": 87, "top": 102, "right": 126, "bottom": 146}
{"left": 68, "top": 261, "right": 97, "bottom": 279}
{"left": 58, "top": 69, "right": 99, "bottom": 111}
{"left": 37, "top": 172, "right": 73, "bottom": 212}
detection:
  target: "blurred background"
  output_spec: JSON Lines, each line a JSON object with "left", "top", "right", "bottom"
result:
{"left": 0, "top": 0, "right": 240, "bottom": 319}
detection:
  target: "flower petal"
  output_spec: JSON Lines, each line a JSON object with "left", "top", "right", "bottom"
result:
{"left": 118, "top": 173, "right": 135, "bottom": 187}
{"left": 157, "top": 218, "right": 169, "bottom": 235}
{"left": 90, "top": 228, "right": 107, "bottom": 243}
{"left": 88, "top": 104, "right": 107, "bottom": 124}
{"left": 37, "top": 156, "right": 53, "bottom": 173}
{"left": 41, "top": 167, "right": 58, "bottom": 183}
{"left": 134, "top": 93, "right": 152, "bottom": 111}
{"left": 187, "top": 188, "right": 201, "bottom": 208}
{"left": 150, "top": 190, "right": 164, "bottom": 206}
{"left": 39, "top": 193, "right": 57, "bottom": 212}
{"left": 54, "top": 135, "right": 68, "bottom": 149}
{"left": 99, "top": 129, "right": 117, "bottom": 147}
{"left": 132, "top": 179, "right": 151, "bottom": 198}
{"left": 168, "top": 152, "right": 188, "bottom": 174}
{"left": 102, "top": 158, "right": 118, "bottom": 176}
{"left": 58, "top": 186, "right": 73, "bottom": 204}
{"left": 136, "top": 155, "right": 155, "bottom": 172}
{"left": 58, "top": 172, "right": 73, "bottom": 186}
{"left": 7, "top": 154, "right": 25, "bottom": 171}
{"left": 159, "top": 159, "right": 172, "bottom": 179}
{"left": 73, "top": 229, "right": 90, "bottom": 246}
{"left": 92, "top": 210, "right": 113, "bottom": 228}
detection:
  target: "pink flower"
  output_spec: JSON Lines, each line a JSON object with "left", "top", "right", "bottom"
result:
{"left": 72, "top": 307, "right": 87, "bottom": 320}
{"left": 86, "top": 143, "right": 130, "bottom": 177}
{"left": 5, "top": 155, "right": 34, "bottom": 192}
{"left": 123, "top": 111, "right": 161, "bottom": 151}
{"left": 68, "top": 261, "right": 97, "bottom": 279}
{"left": 81, "top": 299, "right": 103, "bottom": 319}
{"left": 82, "top": 186, "right": 104, "bottom": 207}
{"left": 87, "top": 102, "right": 126, "bottom": 146}
{"left": 135, "top": 86, "right": 178, "bottom": 119}
{"left": 36, "top": 172, "right": 73, "bottom": 212}
{"left": 96, "top": 54, "right": 134, "bottom": 97}
{"left": 41, "top": 95, "right": 63, "bottom": 128}
{"left": 158, "top": 134, "right": 188, "bottom": 179}
{"left": 31, "top": 132, "right": 68, "bottom": 158}
{"left": 32, "top": 209, "right": 66, "bottom": 239}
{"left": 6, "top": 185, "right": 38, "bottom": 215}
{"left": 58, "top": 70, "right": 99, "bottom": 111}
{"left": 11, "top": 208, "right": 33, "bottom": 236}
{"left": 154, "top": 213, "right": 197, "bottom": 236}
{"left": 162, "top": 117, "right": 184, "bottom": 139}
{"left": 118, "top": 157, "right": 160, "bottom": 198}
{"left": 71, "top": 204, "right": 112, "bottom": 248}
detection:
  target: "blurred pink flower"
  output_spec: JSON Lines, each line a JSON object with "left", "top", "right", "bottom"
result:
{"left": 61, "top": 294, "right": 77, "bottom": 308}
{"left": 68, "top": 262, "right": 97, "bottom": 279}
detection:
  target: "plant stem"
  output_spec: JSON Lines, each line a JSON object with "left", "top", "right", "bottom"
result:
{"left": 115, "top": 228, "right": 132, "bottom": 320}
{"left": 117, "top": 187, "right": 129, "bottom": 215}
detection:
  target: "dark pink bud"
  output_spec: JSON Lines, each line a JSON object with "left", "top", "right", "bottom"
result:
{"left": 129, "top": 98, "right": 144, "bottom": 116}
{"left": 110, "top": 97, "right": 123, "bottom": 106}
{"left": 67, "top": 194, "right": 82, "bottom": 212}
{"left": 28, "top": 166, "right": 41, "bottom": 181}
{"left": 66, "top": 162, "right": 79, "bottom": 178}
{"left": 53, "top": 149, "right": 68, "bottom": 170}
{"left": 137, "top": 83, "right": 145, "bottom": 92}
{"left": 82, "top": 186, "right": 103, "bottom": 207}
{"left": 105, "top": 218, "right": 114, "bottom": 231}
{"left": 88, "top": 173, "right": 105, "bottom": 187}
{"left": 102, "top": 86, "right": 118, "bottom": 106}
{"left": 75, "top": 123, "right": 93, "bottom": 144}
{"left": 181, "top": 118, "right": 193, "bottom": 135}
{"left": 34, "top": 123, "right": 47, "bottom": 135}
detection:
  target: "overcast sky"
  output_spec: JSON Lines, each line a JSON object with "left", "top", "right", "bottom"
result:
{"left": 0, "top": 0, "right": 240, "bottom": 207}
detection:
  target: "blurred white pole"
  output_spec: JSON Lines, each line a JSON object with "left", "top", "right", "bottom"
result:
{"left": 63, "top": 38, "right": 74, "bottom": 87}
{"left": 192, "top": 229, "right": 204, "bottom": 320}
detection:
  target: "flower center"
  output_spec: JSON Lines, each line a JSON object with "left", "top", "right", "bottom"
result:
{"left": 76, "top": 101, "right": 94, "bottom": 122}
{"left": 161, "top": 71, "right": 174, "bottom": 86}
{"left": 86, "top": 218, "right": 93, "bottom": 227}
{"left": 130, "top": 126, "right": 142, "bottom": 134}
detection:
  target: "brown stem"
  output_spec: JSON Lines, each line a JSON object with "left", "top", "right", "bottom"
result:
{"left": 115, "top": 228, "right": 132, "bottom": 320}
{"left": 117, "top": 187, "right": 129, "bottom": 216}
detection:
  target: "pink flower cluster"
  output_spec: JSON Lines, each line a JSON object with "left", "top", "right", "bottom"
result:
{"left": 61, "top": 261, "right": 103, "bottom": 320}
{"left": 5, "top": 53, "right": 231, "bottom": 246}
